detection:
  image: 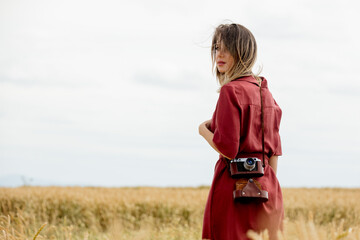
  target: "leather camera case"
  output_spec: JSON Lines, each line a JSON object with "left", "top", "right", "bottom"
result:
{"left": 233, "top": 178, "right": 268, "bottom": 203}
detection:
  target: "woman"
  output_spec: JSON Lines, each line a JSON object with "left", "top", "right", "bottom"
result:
{"left": 198, "top": 23, "right": 284, "bottom": 240}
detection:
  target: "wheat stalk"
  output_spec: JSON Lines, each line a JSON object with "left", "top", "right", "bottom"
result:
{"left": 32, "top": 223, "right": 47, "bottom": 240}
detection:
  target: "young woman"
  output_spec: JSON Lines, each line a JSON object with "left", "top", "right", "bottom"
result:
{"left": 198, "top": 23, "right": 284, "bottom": 240}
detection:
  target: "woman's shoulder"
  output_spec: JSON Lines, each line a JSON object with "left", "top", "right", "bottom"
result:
{"left": 222, "top": 76, "right": 260, "bottom": 93}
{"left": 230, "top": 75, "right": 263, "bottom": 87}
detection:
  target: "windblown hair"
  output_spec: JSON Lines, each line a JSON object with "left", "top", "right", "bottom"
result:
{"left": 211, "top": 23, "right": 262, "bottom": 92}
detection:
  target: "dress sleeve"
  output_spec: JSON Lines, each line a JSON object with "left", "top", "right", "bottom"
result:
{"left": 272, "top": 99, "right": 282, "bottom": 156}
{"left": 212, "top": 85, "right": 241, "bottom": 159}
{"left": 273, "top": 138, "right": 282, "bottom": 156}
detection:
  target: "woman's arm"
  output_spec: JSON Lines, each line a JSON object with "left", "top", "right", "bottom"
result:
{"left": 198, "top": 120, "right": 232, "bottom": 159}
{"left": 269, "top": 155, "right": 278, "bottom": 175}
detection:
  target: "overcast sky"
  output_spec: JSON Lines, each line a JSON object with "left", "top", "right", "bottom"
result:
{"left": 1, "top": 0, "right": 359, "bottom": 187}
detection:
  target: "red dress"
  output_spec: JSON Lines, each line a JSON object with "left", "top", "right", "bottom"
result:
{"left": 202, "top": 75, "right": 284, "bottom": 240}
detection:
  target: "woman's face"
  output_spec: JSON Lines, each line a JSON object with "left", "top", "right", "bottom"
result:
{"left": 215, "top": 41, "right": 234, "bottom": 74}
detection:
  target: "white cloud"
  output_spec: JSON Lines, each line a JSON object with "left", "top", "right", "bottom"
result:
{"left": 0, "top": 0, "right": 359, "bottom": 187}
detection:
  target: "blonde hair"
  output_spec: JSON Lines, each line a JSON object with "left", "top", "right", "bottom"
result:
{"left": 211, "top": 23, "right": 262, "bottom": 92}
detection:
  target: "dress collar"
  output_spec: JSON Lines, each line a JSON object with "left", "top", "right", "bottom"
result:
{"left": 232, "top": 75, "right": 268, "bottom": 88}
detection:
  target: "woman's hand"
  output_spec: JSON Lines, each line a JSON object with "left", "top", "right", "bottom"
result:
{"left": 199, "top": 119, "right": 212, "bottom": 137}
{"left": 198, "top": 119, "right": 231, "bottom": 159}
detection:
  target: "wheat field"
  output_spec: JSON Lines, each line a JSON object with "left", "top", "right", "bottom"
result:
{"left": 0, "top": 187, "right": 360, "bottom": 240}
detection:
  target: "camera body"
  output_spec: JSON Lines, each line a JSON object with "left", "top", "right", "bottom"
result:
{"left": 229, "top": 157, "right": 264, "bottom": 178}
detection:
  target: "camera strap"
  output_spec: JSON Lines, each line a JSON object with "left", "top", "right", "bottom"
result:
{"left": 230, "top": 78, "right": 269, "bottom": 203}
{"left": 260, "top": 80, "right": 266, "bottom": 168}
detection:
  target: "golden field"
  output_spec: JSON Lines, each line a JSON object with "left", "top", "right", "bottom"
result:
{"left": 1, "top": 187, "right": 360, "bottom": 240}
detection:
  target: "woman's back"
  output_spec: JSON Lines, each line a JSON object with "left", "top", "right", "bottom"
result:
{"left": 211, "top": 75, "right": 282, "bottom": 160}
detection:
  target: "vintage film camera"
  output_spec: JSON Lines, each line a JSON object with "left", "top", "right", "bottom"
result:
{"left": 229, "top": 157, "right": 268, "bottom": 202}
{"left": 229, "top": 157, "right": 264, "bottom": 178}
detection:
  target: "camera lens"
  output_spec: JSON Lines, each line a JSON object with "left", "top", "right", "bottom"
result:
{"left": 244, "top": 158, "right": 256, "bottom": 171}
{"left": 247, "top": 158, "right": 254, "bottom": 165}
